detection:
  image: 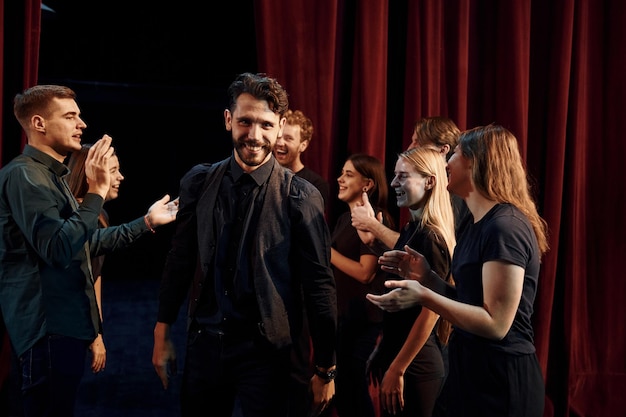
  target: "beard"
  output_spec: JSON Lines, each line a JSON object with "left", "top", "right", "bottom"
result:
{"left": 233, "top": 136, "right": 272, "bottom": 168}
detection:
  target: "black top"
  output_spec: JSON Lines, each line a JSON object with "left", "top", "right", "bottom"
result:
{"left": 196, "top": 158, "right": 271, "bottom": 331}
{"left": 452, "top": 194, "right": 472, "bottom": 238}
{"left": 451, "top": 203, "right": 539, "bottom": 353}
{"left": 296, "top": 166, "right": 330, "bottom": 213}
{"left": 331, "top": 211, "right": 384, "bottom": 324}
{"left": 157, "top": 155, "right": 337, "bottom": 367}
{"left": 372, "top": 221, "right": 451, "bottom": 381}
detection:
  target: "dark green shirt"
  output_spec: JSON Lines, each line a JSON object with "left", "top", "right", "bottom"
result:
{"left": 0, "top": 145, "right": 150, "bottom": 357}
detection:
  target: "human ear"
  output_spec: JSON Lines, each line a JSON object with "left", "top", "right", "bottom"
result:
{"left": 426, "top": 175, "right": 436, "bottom": 190}
{"left": 224, "top": 109, "right": 232, "bottom": 131}
{"left": 32, "top": 115, "right": 46, "bottom": 133}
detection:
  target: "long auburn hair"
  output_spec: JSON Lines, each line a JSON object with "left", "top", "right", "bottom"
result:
{"left": 459, "top": 124, "right": 549, "bottom": 255}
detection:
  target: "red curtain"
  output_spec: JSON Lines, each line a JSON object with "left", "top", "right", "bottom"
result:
{"left": 2, "top": 0, "right": 625, "bottom": 416}
{"left": 254, "top": 0, "right": 343, "bottom": 198}
{"left": 255, "top": 1, "right": 626, "bottom": 416}
{"left": 0, "top": 0, "right": 40, "bottom": 164}
{"left": 0, "top": 0, "right": 41, "bottom": 398}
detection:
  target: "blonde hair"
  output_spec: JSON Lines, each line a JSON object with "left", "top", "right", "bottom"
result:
{"left": 399, "top": 147, "right": 456, "bottom": 257}
{"left": 399, "top": 147, "right": 456, "bottom": 344}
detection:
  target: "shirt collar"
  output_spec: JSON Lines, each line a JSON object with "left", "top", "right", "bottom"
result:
{"left": 229, "top": 153, "right": 274, "bottom": 186}
{"left": 23, "top": 144, "right": 69, "bottom": 177}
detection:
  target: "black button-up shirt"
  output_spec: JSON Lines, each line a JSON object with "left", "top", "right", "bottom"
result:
{"left": 197, "top": 158, "right": 272, "bottom": 333}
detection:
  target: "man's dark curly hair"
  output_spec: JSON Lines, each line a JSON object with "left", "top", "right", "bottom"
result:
{"left": 227, "top": 72, "right": 289, "bottom": 117}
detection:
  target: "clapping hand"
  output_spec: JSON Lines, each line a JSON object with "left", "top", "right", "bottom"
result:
{"left": 378, "top": 245, "right": 430, "bottom": 281}
{"left": 366, "top": 245, "right": 431, "bottom": 312}
{"left": 85, "top": 135, "right": 115, "bottom": 199}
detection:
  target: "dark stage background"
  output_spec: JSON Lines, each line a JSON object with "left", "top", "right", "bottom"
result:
{"left": 38, "top": 0, "right": 258, "bottom": 282}
{"left": 3, "top": 1, "right": 626, "bottom": 416}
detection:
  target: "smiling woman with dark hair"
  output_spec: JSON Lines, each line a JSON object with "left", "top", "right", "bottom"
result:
{"left": 66, "top": 143, "right": 125, "bottom": 375}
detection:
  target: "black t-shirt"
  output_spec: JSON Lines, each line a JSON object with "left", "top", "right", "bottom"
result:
{"left": 296, "top": 166, "right": 330, "bottom": 213}
{"left": 375, "top": 221, "right": 451, "bottom": 380}
{"left": 451, "top": 203, "right": 540, "bottom": 354}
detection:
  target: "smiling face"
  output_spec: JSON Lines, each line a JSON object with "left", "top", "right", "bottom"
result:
{"left": 337, "top": 160, "right": 371, "bottom": 205}
{"left": 224, "top": 93, "right": 285, "bottom": 172}
{"left": 390, "top": 157, "right": 431, "bottom": 210}
{"left": 445, "top": 145, "right": 472, "bottom": 199}
{"left": 105, "top": 154, "right": 124, "bottom": 202}
{"left": 273, "top": 123, "right": 308, "bottom": 171}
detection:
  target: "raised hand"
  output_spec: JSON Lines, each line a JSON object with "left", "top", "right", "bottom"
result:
{"left": 85, "top": 135, "right": 114, "bottom": 199}
{"left": 351, "top": 191, "right": 381, "bottom": 230}
{"left": 352, "top": 191, "right": 382, "bottom": 245}
{"left": 144, "top": 195, "right": 179, "bottom": 229}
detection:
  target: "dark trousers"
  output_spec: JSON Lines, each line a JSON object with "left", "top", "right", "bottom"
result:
{"left": 181, "top": 323, "right": 291, "bottom": 417}
{"left": 19, "top": 335, "right": 89, "bottom": 417}
{"left": 327, "top": 318, "right": 380, "bottom": 417}
{"left": 288, "top": 317, "right": 314, "bottom": 417}
{"left": 438, "top": 335, "right": 545, "bottom": 417}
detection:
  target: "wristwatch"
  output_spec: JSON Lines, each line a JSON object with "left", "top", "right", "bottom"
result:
{"left": 314, "top": 365, "right": 337, "bottom": 383}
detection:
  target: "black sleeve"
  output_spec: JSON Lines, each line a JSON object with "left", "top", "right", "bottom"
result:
{"left": 157, "top": 163, "right": 211, "bottom": 324}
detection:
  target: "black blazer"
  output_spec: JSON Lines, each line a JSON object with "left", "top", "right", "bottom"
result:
{"left": 157, "top": 156, "right": 337, "bottom": 367}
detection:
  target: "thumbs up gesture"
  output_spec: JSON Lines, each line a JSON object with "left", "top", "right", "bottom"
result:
{"left": 351, "top": 191, "right": 383, "bottom": 245}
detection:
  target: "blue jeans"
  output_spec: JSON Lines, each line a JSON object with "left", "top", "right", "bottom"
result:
{"left": 19, "top": 335, "right": 89, "bottom": 417}
{"left": 181, "top": 322, "right": 291, "bottom": 417}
